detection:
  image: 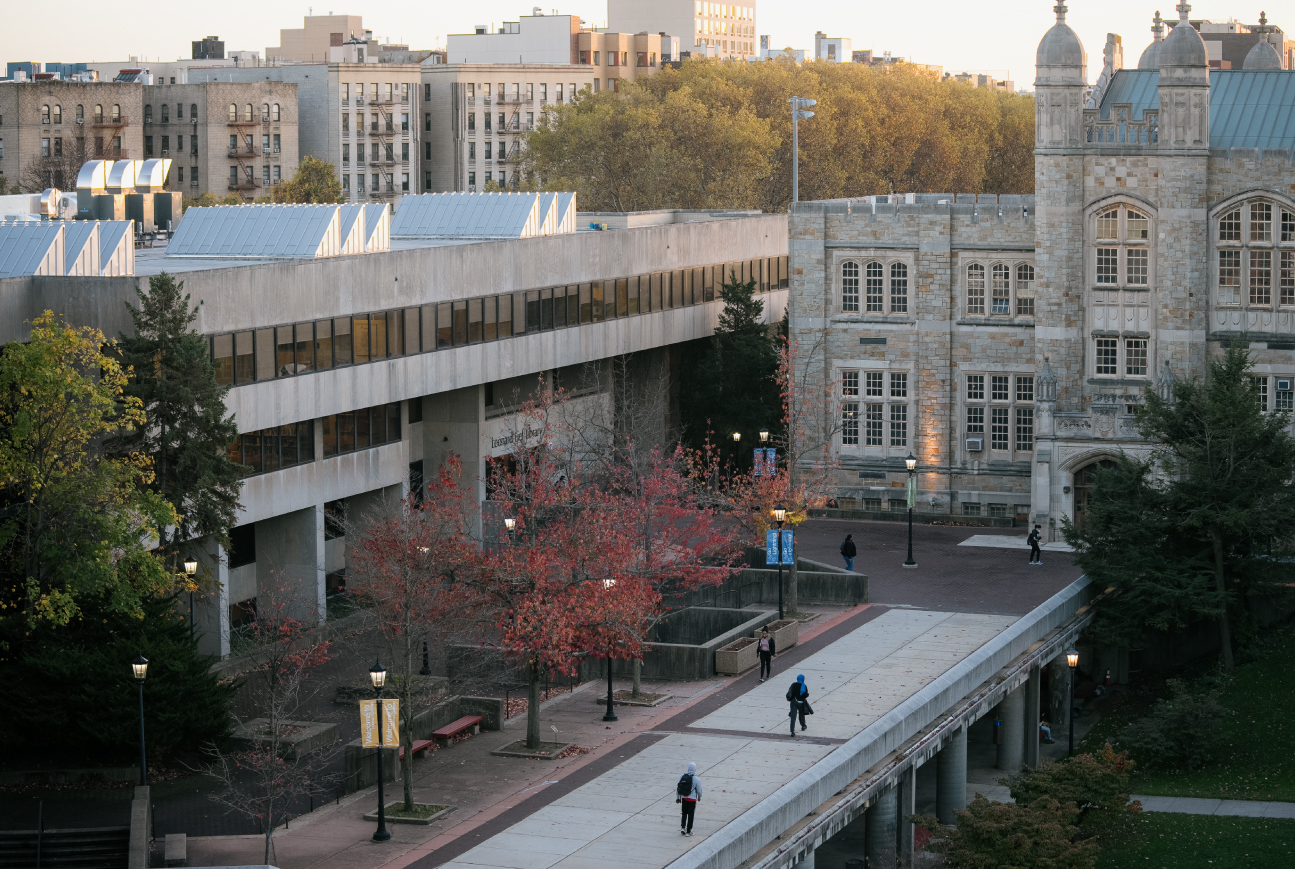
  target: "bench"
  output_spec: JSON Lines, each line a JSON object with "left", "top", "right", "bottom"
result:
{"left": 396, "top": 738, "right": 436, "bottom": 761}
{"left": 431, "top": 715, "right": 483, "bottom": 746}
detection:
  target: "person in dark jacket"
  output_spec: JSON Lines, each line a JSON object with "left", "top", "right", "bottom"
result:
{"left": 788, "top": 674, "right": 810, "bottom": 736}
{"left": 1027, "top": 524, "right": 1043, "bottom": 565}
{"left": 840, "top": 534, "right": 857, "bottom": 571}
{"left": 757, "top": 628, "right": 776, "bottom": 682}
{"left": 676, "top": 761, "right": 702, "bottom": 836}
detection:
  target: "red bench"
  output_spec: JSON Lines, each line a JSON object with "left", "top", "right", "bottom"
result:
{"left": 431, "top": 715, "right": 483, "bottom": 746}
{"left": 397, "top": 739, "right": 435, "bottom": 760}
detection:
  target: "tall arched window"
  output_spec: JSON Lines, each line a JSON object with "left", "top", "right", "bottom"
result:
{"left": 190, "top": 104, "right": 198, "bottom": 119}
{"left": 966, "top": 263, "right": 986, "bottom": 315}
{"left": 272, "top": 103, "right": 281, "bottom": 122}
{"left": 991, "top": 264, "right": 1011, "bottom": 314}
{"left": 52, "top": 105, "right": 61, "bottom": 124}
{"left": 75, "top": 104, "right": 84, "bottom": 122}
{"left": 1094, "top": 205, "right": 1150, "bottom": 287}
{"left": 841, "top": 261, "right": 860, "bottom": 312}
{"left": 111, "top": 104, "right": 120, "bottom": 121}
{"left": 161, "top": 104, "right": 169, "bottom": 122}
{"left": 890, "top": 263, "right": 908, "bottom": 314}
{"left": 228, "top": 103, "right": 237, "bottom": 122}
{"left": 1216, "top": 199, "right": 1295, "bottom": 308}
{"left": 262, "top": 103, "right": 270, "bottom": 121}
{"left": 41, "top": 104, "right": 50, "bottom": 123}
{"left": 865, "top": 262, "right": 884, "bottom": 312}
{"left": 244, "top": 103, "right": 253, "bottom": 122}
{"left": 93, "top": 104, "right": 103, "bottom": 123}
{"left": 1016, "top": 264, "right": 1035, "bottom": 316}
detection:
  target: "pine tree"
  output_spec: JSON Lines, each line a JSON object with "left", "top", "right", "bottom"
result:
{"left": 116, "top": 273, "right": 244, "bottom": 549}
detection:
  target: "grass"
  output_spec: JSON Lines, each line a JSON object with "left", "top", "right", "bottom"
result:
{"left": 1094, "top": 813, "right": 1295, "bottom": 869}
{"left": 1081, "top": 622, "right": 1295, "bottom": 802}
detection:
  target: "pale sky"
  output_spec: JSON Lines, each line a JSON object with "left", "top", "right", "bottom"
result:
{"left": 1, "top": 2, "right": 1253, "bottom": 89}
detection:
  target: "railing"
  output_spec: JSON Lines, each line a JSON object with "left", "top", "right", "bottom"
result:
{"left": 227, "top": 147, "right": 255, "bottom": 157}
{"left": 1083, "top": 105, "right": 1158, "bottom": 147}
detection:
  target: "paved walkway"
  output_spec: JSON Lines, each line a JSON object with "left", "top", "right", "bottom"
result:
{"left": 1131, "top": 795, "right": 1295, "bottom": 818}
{"left": 958, "top": 534, "right": 1074, "bottom": 553}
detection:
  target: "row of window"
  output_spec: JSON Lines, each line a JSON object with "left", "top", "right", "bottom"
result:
{"left": 229, "top": 165, "right": 283, "bottom": 186}
{"left": 841, "top": 370, "right": 909, "bottom": 447}
{"left": 341, "top": 83, "right": 413, "bottom": 103}
{"left": 341, "top": 113, "right": 410, "bottom": 133}
{"left": 1220, "top": 202, "right": 1295, "bottom": 244}
{"left": 838, "top": 260, "right": 1035, "bottom": 317}
{"left": 466, "top": 141, "right": 519, "bottom": 160}
{"left": 342, "top": 172, "right": 409, "bottom": 194}
{"left": 1094, "top": 337, "right": 1148, "bottom": 376}
{"left": 39, "top": 103, "right": 119, "bottom": 123}
{"left": 227, "top": 402, "right": 403, "bottom": 477}
{"left": 965, "top": 374, "right": 1035, "bottom": 453}
{"left": 1216, "top": 202, "right": 1295, "bottom": 309}
{"left": 465, "top": 82, "right": 578, "bottom": 103}
{"left": 577, "top": 50, "right": 659, "bottom": 67}
{"left": 1253, "top": 376, "right": 1295, "bottom": 413}
{"left": 466, "top": 113, "right": 534, "bottom": 134}
{"left": 225, "top": 103, "right": 283, "bottom": 124}
{"left": 209, "top": 256, "right": 791, "bottom": 386}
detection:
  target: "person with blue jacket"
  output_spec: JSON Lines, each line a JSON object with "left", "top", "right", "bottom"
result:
{"left": 787, "top": 674, "right": 810, "bottom": 736}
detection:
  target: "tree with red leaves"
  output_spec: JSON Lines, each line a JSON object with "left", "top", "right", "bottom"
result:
{"left": 347, "top": 456, "right": 477, "bottom": 810}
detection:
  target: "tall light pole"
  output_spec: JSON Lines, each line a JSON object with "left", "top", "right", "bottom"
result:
{"left": 370, "top": 660, "right": 391, "bottom": 842}
{"left": 183, "top": 558, "right": 198, "bottom": 642}
{"left": 602, "top": 579, "right": 618, "bottom": 723}
{"left": 789, "top": 96, "right": 817, "bottom": 204}
{"left": 1066, "top": 649, "right": 1079, "bottom": 757}
{"left": 772, "top": 505, "right": 786, "bottom": 620}
{"left": 903, "top": 454, "right": 918, "bottom": 568}
{"left": 131, "top": 656, "right": 149, "bottom": 786}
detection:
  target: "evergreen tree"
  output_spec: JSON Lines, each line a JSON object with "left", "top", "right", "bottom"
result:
{"left": 116, "top": 273, "right": 243, "bottom": 549}
{"left": 1066, "top": 345, "right": 1295, "bottom": 670}
{"left": 679, "top": 271, "right": 780, "bottom": 468}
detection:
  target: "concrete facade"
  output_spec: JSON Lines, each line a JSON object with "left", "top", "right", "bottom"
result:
{"left": 788, "top": 5, "right": 1295, "bottom": 535}
{"left": 609, "top": 0, "right": 757, "bottom": 60}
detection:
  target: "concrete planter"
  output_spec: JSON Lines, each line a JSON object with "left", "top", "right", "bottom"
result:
{"left": 230, "top": 719, "right": 337, "bottom": 760}
{"left": 757, "top": 619, "right": 799, "bottom": 653}
{"left": 715, "top": 636, "right": 759, "bottom": 675}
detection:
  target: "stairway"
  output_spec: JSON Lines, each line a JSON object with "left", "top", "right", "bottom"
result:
{"left": 0, "top": 826, "right": 131, "bottom": 869}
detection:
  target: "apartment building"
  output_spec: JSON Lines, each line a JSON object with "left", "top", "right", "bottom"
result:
{"left": 420, "top": 64, "right": 596, "bottom": 192}
{"left": 609, "top": 0, "right": 756, "bottom": 59}
{"left": 267, "top": 13, "right": 366, "bottom": 63}
{"left": 143, "top": 82, "right": 299, "bottom": 200}
{"left": 0, "top": 80, "right": 144, "bottom": 190}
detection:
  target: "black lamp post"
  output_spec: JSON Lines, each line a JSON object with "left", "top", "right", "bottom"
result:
{"left": 772, "top": 504, "right": 787, "bottom": 620}
{"left": 903, "top": 453, "right": 918, "bottom": 568}
{"left": 183, "top": 558, "right": 198, "bottom": 642}
{"left": 131, "top": 656, "right": 149, "bottom": 786}
{"left": 602, "top": 579, "right": 618, "bottom": 722}
{"left": 1066, "top": 648, "right": 1079, "bottom": 758}
{"left": 759, "top": 428, "right": 769, "bottom": 444}
{"left": 370, "top": 659, "right": 391, "bottom": 842}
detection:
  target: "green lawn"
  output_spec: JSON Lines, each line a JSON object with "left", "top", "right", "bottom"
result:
{"left": 1095, "top": 813, "right": 1295, "bottom": 869}
{"left": 1118, "top": 624, "right": 1295, "bottom": 802}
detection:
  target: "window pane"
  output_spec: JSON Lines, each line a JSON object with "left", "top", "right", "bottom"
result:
{"left": 333, "top": 317, "right": 353, "bottom": 365}
{"left": 566, "top": 287, "right": 579, "bottom": 324}
{"left": 1251, "top": 202, "right": 1272, "bottom": 242}
{"left": 842, "top": 371, "right": 859, "bottom": 397}
{"left": 242, "top": 432, "right": 263, "bottom": 473}
{"left": 1125, "top": 338, "right": 1148, "bottom": 376}
{"left": 483, "top": 296, "right": 498, "bottom": 339}
{"left": 990, "top": 407, "right": 1008, "bottom": 450}
{"left": 991, "top": 375, "right": 1009, "bottom": 401}
{"left": 541, "top": 288, "right": 554, "bottom": 329}
{"left": 278, "top": 424, "right": 297, "bottom": 468}
{"left": 890, "top": 263, "right": 908, "bottom": 314}
{"left": 1127, "top": 210, "right": 1149, "bottom": 240}
{"left": 255, "top": 328, "right": 275, "bottom": 381}
{"left": 966, "top": 264, "right": 985, "bottom": 314}
{"left": 1219, "top": 250, "right": 1242, "bottom": 305}
{"left": 1097, "top": 209, "right": 1118, "bottom": 239}
{"left": 437, "top": 302, "right": 453, "bottom": 347}
{"left": 1126, "top": 249, "right": 1148, "bottom": 286}
{"left": 1282, "top": 251, "right": 1295, "bottom": 306}
{"left": 1096, "top": 248, "right": 1118, "bottom": 284}
{"left": 404, "top": 306, "right": 420, "bottom": 353}
{"left": 235, "top": 331, "right": 254, "bottom": 384}
{"left": 1251, "top": 250, "right": 1272, "bottom": 306}
{"left": 353, "top": 314, "right": 371, "bottom": 363}
{"left": 386, "top": 403, "right": 401, "bottom": 444}
{"left": 213, "top": 334, "right": 234, "bottom": 385}
{"left": 356, "top": 407, "right": 372, "bottom": 449}
{"left": 616, "top": 278, "right": 629, "bottom": 317}
{"left": 865, "top": 372, "right": 883, "bottom": 397}
{"left": 966, "top": 374, "right": 984, "bottom": 400}
{"left": 991, "top": 264, "right": 1010, "bottom": 314}
{"left": 453, "top": 301, "right": 468, "bottom": 344}
{"left": 497, "top": 294, "right": 513, "bottom": 337}
{"left": 314, "top": 320, "right": 333, "bottom": 369}
{"left": 889, "top": 404, "right": 907, "bottom": 447}
{"left": 626, "top": 277, "right": 639, "bottom": 315}
{"left": 865, "top": 262, "right": 884, "bottom": 312}
{"left": 866, "top": 404, "right": 883, "bottom": 446}
{"left": 966, "top": 406, "right": 984, "bottom": 436}
{"left": 275, "top": 326, "right": 295, "bottom": 376}
{"left": 1220, "top": 209, "right": 1241, "bottom": 241}
{"left": 670, "top": 272, "right": 684, "bottom": 309}
{"left": 1016, "top": 375, "right": 1034, "bottom": 402}
{"left": 371, "top": 311, "right": 388, "bottom": 358}
{"left": 842, "top": 261, "right": 860, "bottom": 312}
{"left": 890, "top": 372, "right": 907, "bottom": 398}
{"left": 551, "top": 287, "right": 566, "bottom": 328}
{"left": 468, "top": 298, "right": 484, "bottom": 342}
{"left": 1015, "top": 407, "right": 1034, "bottom": 451}
{"left": 294, "top": 323, "right": 314, "bottom": 371}
{"left": 592, "top": 281, "right": 606, "bottom": 321}
{"left": 338, "top": 411, "right": 356, "bottom": 453}
{"left": 841, "top": 402, "right": 859, "bottom": 445}
{"left": 323, "top": 415, "right": 337, "bottom": 457}
{"left": 1016, "top": 264, "right": 1035, "bottom": 316}
{"left": 526, "top": 290, "right": 541, "bottom": 331}
{"left": 1096, "top": 338, "right": 1118, "bottom": 375}
{"left": 421, "top": 304, "right": 436, "bottom": 349}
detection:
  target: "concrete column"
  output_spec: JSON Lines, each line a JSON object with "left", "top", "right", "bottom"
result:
{"left": 255, "top": 505, "right": 325, "bottom": 625}
{"left": 1025, "top": 666, "right": 1042, "bottom": 768}
{"left": 193, "top": 538, "right": 230, "bottom": 658}
{"left": 864, "top": 784, "right": 898, "bottom": 869}
{"left": 898, "top": 764, "right": 917, "bottom": 864}
{"left": 997, "top": 685, "right": 1025, "bottom": 771}
{"left": 794, "top": 848, "right": 814, "bottom": 868}
{"left": 936, "top": 725, "right": 967, "bottom": 825}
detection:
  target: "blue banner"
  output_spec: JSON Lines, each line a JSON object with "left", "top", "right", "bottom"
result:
{"left": 765, "top": 448, "right": 777, "bottom": 474}
{"left": 781, "top": 529, "right": 795, "bottom": 564}
{"left": 754, "top": 449, "right": 766, "bottom": 477}
{"left": 765, "top": 529, "right": 779, "bottom": 565}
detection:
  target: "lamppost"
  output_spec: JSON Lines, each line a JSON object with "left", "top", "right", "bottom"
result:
{"left": 370, "top": 660, "right": 391, "bottom": 842}
{"left": 1066, "top": 648, "right": 1079, "bottom": 758}
{"left": 759, "top": 428, "right": 769, "bottom": 444}
{"left": 131, "top": 656, "right": 149, "bottom": 786}
{"left": 602, "top": 578, "right": 618, "bottom": 723}
{"left": 789, "top": 96, "right": 817, "bottom": 204}
{"left": 732, "top": 431, "right": 741, "bottom": 443}
{"left": 772, "top": 504, "right": 787, "bottom": 620}
{"left": 903, "top": 453, "right": 918, "bottom": 568}
{"left": 183, "top": 558, "right": 198, "bottom": 642}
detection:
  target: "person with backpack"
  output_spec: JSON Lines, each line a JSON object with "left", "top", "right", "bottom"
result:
{"left": 787, "top": 674, "right": 811, "bottom": 736}
{"left": 675, "top": 761, "right": 702, "bottom": 836}
{"left": 1027, "top": 524, "right": 1043, "bottom": 565}
{"left": 758, "top": 628, "right": 776, "bottom": 682}
{"left": 840, "top": 534, "right": 857, "bottom": 571}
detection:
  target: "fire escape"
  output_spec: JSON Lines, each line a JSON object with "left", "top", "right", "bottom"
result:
{"left": 370, "top": 100, "right": 396, "bottom": 196}
{"left": 227, "top": 115, "right": 259, "bottom": 195}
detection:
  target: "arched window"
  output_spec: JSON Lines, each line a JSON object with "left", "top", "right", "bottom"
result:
{"left": 841, "top": 261, "right": 860, "bottom": 312}
{"left": 52, "top": 105, "right": 61, "bottom": 124}
{"left": 111, "top": 104, "right": 120, "bottom": 121}
{"left": 176, "top": 103, "right": 183, "bottom": 119}
{"left": 865, "top": 262, "right": 884, "bottom": 312}
{"left": 272, "top": 103, "right": 281, "bottom": 122}
{"left": 190, "top": 104, "right": 198, "bottom": 120}
{"left": 162, "top": 104, "right": 170, "bottom": 122}
{"left": 75, "top": 104, "right": 84, "bottom": 122}
{"left": 262, "top": 103, "right": 270, "bottom": 121}
{"left": 144, "top": 104, "right": 153, "bottom": 123}
{"left": 890, "top": 263, "right": 908, "bottom": 314}
{"left": 1094, "top": 204, "right": 1150, "bottom": 287}
{"left": 244, "top": 103, "right": 253, "bottom": 122}
{"left": 1216, "top": 200, "right": 1294, "bottom": 308}
{"left": 991, "top": 264, "right": 1011, "bottom": 314}
{"left": 1016, "top": 264, "right": 1035, "bottom": 316}
{"left": 966, "top": 263, "right": 986, "bottom": 315}
{"left": 228, "top": 103, "right": 237, "bottom": 122}
{"left": 93, "top": 104, "right": 103, "bottom": 123}
{"left": 41, "top": 104, "right": 50, "bottom": 123}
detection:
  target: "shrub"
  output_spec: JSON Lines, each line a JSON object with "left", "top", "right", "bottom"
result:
{"left": 1005, "top": 745, "right": 1140, "bottom": 820}
{"left": 1116, "top": 675, "right": 1229, "bottom": 770}
{"left": 915, "top": 795, "right": 1099, "bottom": 869}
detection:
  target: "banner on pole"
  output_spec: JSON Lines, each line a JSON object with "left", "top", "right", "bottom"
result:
{"left": 906, "top": 475, "right": 916, "bottom": 510}
{"left": 753, "top": 449, "right": 765, "bottom": 477}
{"left": 753, "top": 448, "right": 777, "bottom": 477}
{"left": 781, "top": 529, "right": 794, "bottom": 564}
{"left": 359, "top": 698, "right": 400, "bottom": 748}
{"left": 765, "top": 529, "right": 779, "bottom": 565}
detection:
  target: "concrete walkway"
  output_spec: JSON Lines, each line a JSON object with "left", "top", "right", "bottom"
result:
{"left": 1132, "top": 796, "right": 1295, "bottom": 818}
{"left": 957, "top": 534, "right": 1074, "bottom": 553}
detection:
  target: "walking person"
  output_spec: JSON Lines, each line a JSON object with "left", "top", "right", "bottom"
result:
{"left": 787, "top": 674, "right": 811, "bottom": 736}
{"left": 840, "top": 533, "right": 857, "bottom": 571}
{"left": 676, "top": 761, "right": 702, "bottom": 836}
{"left": 758, "top": 628, "right": 776, "bottom": 682}
{"left": 1027, "top": 524, "right": 1043, "bottom": 565}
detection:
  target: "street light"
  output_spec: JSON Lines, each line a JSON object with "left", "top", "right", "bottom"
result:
{"left": 903, "top": 453, "right": 918, "bottom": 568}
{"left": 759, "top": 429, "right": 770, "bottom": 443}
{"left": 132, "top": 656, "right": 149, "bottom": 786}
{"left": 183, "top": 558, "right": 198, "bottom": 642}
{"left": 789, "top": 96, "right": 817, "bottom": 204}
{"left": 1065, "top": 648, "right": 1079, "bottom": 758}
{"left": 772, "top": 505, "right": 787, "bottom": 620}
{"left": 370, "top": 659, "right": 391, "bottom": 842}
{"left": 503, "top": 517, "right": 516, "bottom": 533}
{"left": 732, "top": 431, "right": 741, "bottom": 443}
{"left": 602, "top": 578, "right": 618, "bottom": 723}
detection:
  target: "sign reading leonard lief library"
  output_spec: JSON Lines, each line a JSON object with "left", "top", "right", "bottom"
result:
{"left": 359, "top": 698, "right": 400, "bottom": 748}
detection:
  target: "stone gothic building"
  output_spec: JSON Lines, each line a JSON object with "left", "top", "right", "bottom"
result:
{"left": 789, "top": 3, "right": 1295, "bottom": 538}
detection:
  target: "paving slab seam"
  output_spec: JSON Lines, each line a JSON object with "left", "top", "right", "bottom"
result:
{"left": 1131, "top": 795, "right": 1295, "bottom": 818}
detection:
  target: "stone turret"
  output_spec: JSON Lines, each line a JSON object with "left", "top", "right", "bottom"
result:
{"left": 1158, "top": 2, "right": 1210, "bottom": 149}
{"left": 1138, "top": 11, "right": 1165, "bottom": 69}
{"left": 1244, "top": 13, "right": 1282, "bottom": 69}
{"left": 1035, "top": 2, "right": 1087, "bottom": 150}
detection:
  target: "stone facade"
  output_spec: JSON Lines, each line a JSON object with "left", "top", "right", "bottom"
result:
{"left": 790, "top": 4, "right": 1295, "bottom": 536}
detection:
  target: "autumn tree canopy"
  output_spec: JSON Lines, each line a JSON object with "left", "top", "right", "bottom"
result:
{"left": 524, "top": 58, "right": 1035, "bottom": 211}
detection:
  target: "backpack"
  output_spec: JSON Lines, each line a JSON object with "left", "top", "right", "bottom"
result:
{"left": 786, "top": 682, "right": 801, "bottom": 702}
{"left": 676, "top": 773, "right": 693, "bottom": 797}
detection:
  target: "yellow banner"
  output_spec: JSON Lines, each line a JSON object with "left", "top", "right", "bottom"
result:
{"left": 359, "top": 698, "right": 400, "bottom": 748}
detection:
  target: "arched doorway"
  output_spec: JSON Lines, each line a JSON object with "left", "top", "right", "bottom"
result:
{"left": 1072, "top": 459, "right": 1117, "bottom": 529}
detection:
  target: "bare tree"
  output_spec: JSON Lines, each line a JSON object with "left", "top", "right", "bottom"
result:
{"left": 20, "top": 141, "right": 88, "bottom": 193}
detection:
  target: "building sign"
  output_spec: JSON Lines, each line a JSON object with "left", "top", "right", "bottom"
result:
{"left": 359, "top": 698, "right": 400, "bottom": 748}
